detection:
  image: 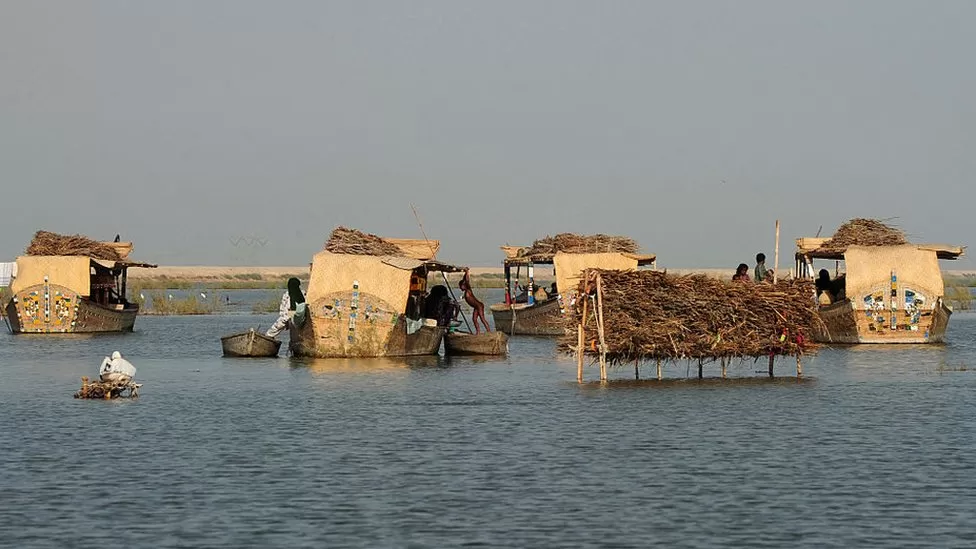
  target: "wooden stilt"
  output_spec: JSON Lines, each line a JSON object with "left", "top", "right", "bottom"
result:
{"left": 595, "top": 273, "right": 608, "bottom": 382}
{"left": 768, "top": 355, "right": 775, "bottom": 378}
{"left": 698, "top": 359, "right": 703, "bottom": 379}
{"left": 577, "top": 324, "right": 584, "bottom": 383}
{"left": 635, "top": 359, "right": 640, "bottom": 380}
{"left": 796, "top": 355, "right": 803, "bottom": 378}
{"left": 656, "top": 359, "right": 662, "bottom": 380}
{"left": 721, "top": 357, "right": 727, "bottom": 379}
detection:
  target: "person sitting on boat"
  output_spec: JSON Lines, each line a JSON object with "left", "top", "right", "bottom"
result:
{"left": 513, "top": 282, "right": 529, "bottom": 304}
{"left": 424, "top": 285, "right": 456, "bottom": 327}
{"left": 99, "top": 351, "right": 136, "bottom": 383}
{"left": 732, "top": 263, "right": 751, "bottom": 282}
{"left": 754, "top": 253, "right": 774, "bottom": 283}
{"left": 459, "top": 269, "right": 490, "bottom": 334}
{"left": 266, "top": 277, "right": 306, "bottom": 338}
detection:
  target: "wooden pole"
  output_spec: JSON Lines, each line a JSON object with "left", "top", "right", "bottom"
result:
{"left": 578, "top": 271, "right": 589, "bottom": 383}
{"left": 796, "top": 355, "right": 803, "bottom": 378}
{"left": 773, "top": 219, "right": 780, "bottom": 283}
{"left": 721, "top": 357, "right": 727, "bottom": 379}
{"left": 577, "top": 323, "right": 584, "bottom": 383}
{"left": 768, "top": 355, "right": 775, "bottom": 378}
{"left": 595, "top": 273, "right": 608, "bottom": 382}
{"left": 635, "top": 359, "right": 640, "bottom": 380}
{"left": 698, "top": 359, "right": 703, "bottom": 379}
{"left": 656, "top": 359, "right": 662, "bottom": 380}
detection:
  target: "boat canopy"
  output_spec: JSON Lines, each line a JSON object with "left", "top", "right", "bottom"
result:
{"left": 11, "top": 255, "right": 157, "bottom": 296}
{"left": 842, "top": 245, "right": 946, "bottom": 302}
{"left": 795, "top": 237, "right": 964, "bottom": 261}
{"left": 306, "top": 251, "right": 463, "bottom": 314}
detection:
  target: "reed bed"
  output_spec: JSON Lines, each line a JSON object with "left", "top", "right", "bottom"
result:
{"left": 814, "top": 218, "right": 907, "bottom": 254}
{"left": 25, "top": 230, "right": 122, "bottom": 261}
{"left": 324, "top": 227, "right": 402, "bottom": 256}
{"left": 561, "top": 270, "right": 820, "bottom": 364}
{"left": 520, "top": 233, "right": 639, "bottom": 259}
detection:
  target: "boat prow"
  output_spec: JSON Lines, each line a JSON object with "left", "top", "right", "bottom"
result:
{"left": 221, "top": 329, "right": 282, "bottom": 357}
{"left": 444, "top": 331, "right": 509, "bottom": 355}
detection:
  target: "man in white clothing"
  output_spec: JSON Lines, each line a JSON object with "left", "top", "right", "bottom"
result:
{"left": 100, "top": 351, "right": 136, "bottom": 383}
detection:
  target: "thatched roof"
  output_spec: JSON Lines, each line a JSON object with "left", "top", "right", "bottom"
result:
{"left": 814, "top": 219, "right": 906, "bottom": 254}
{"left": 25, "top": 231, "right": 124, "bottom": 261}
{"left": 324, "top": 227, "right": 441, "bottom": 260}
{"left": 797, "top": 218, "right": 964, "bottom": 260}
{"left": 505, "top": 233, "right": 644, "bottom": 263}
{"left": 560, "top": 270, "right": 819, "bottom": 364}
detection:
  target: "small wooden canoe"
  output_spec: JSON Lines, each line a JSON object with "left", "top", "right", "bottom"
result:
{"left": 221, "top": 329, "right": 282, "bottom": 357}
{"left": 444, "top": 331, "right": 509, "bottom": 356}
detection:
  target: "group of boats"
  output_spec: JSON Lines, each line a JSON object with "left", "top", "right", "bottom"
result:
{"left": 2, "top": 221, "right": 968, "bottom": 358}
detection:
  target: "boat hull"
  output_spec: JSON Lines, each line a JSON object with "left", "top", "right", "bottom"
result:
{"left": 221, "top": 329, "right": 282, "bottom": 357}
{"left": 444, "top": 331, "right": 509, "bottom": 355}
{"left": 813, "top": 298, "right": 951, "bottom": 344}
{"left": 289, "top": 314, "right": 446, "bottom": 358}
{"left": 4, "top": 284, "right": 138, "bottom": 334}
{"left": 490, "top": 298, "right": 564, "bottom": 336}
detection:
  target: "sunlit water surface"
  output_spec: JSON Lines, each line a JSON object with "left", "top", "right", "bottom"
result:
{"left": 2, "top": 298, "right": 975, "bottom": 548}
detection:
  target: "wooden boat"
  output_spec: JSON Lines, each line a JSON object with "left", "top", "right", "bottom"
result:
{"left": 444, "top": 330, "right": 509, "bottom": 355}
{"left": 221, "top": 329, "right": 282, "bottom": 357}
{"left": 490, "top": 299, "right": 565, "bottom": 336}
{"left": 4, "top": 250, "right": 155, "bottom": 334}
{"left": 289, "top": 235, "right": 465, "bottom": 358}
{"left": 491, "top": 244, "right": 655, "bottom": 336}
{"left": 796, "top": 236, "right": 964, "bottom": 344}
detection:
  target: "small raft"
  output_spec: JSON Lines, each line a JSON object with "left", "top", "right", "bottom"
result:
{"left": 74, "top": 376, "right": 141, "bottom": 399}
{"left": 221, "top": 328, "right": 282, "bottom": 357}
{"left": 444, "top": 331, "right": 509, "bottom": 356}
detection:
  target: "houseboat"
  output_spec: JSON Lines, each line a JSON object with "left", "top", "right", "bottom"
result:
{"left": 795, "top": 222, "right": 964, "bottom": 344}
{"left": 490, "top": 234, "right": 655, "bottom": 336}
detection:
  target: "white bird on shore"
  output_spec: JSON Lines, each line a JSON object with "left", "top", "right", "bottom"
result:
{"left": 139, "top": 293, "right": 145, "bottom": 300}
{"left": 200, "top": 292, "right": 207, "bottom": 299}
{"left": 168, "top": 294, "right": 173, "bottom": 300}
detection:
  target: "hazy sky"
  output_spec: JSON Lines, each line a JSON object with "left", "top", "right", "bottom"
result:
{"left": 2, "top": 1, "right": 974, "bottom": 269}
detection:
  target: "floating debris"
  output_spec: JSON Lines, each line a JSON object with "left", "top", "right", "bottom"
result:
{"left": 73, "top": 376, "right": 141, "bottom": 399}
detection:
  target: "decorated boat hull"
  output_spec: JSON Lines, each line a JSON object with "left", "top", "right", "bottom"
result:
{"left": 489, "top": 298, "right": 564, "bottom": 336}
{"left": 813, "top": 298, "right": 951, "bottom": 344}
{"left": 289, "top": 313, "right": 446, "bottom": 358}
{"left": 444, "top": 331, "right": 509, "bottom": 355}
{"left": 4, "top": 284, "right": 138, "bottom": 334}
{"left": 221, "top": 329, "right": 282, "bottom": 357}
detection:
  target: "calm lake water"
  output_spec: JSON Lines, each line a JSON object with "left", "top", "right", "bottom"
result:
{"left": 2, "top": 291, "right": 976, "bottom": 548}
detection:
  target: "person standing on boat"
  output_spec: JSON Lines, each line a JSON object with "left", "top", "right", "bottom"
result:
{"left": 266, "top": 277, "right": 305, "bottom": 338}
{"left": 459, "top": 269, "right": 490, "bottom": 334}
{"left": 754, "top": 253, "right": 774, "bottom": 283}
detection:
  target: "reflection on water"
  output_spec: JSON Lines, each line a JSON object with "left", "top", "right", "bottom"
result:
{"left": 1, "top": 313, "right": 975, "bottom": 547}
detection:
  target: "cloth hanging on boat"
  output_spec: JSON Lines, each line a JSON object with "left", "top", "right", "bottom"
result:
{"left": 0, "top": 262, "right": 14, "bottom": 287}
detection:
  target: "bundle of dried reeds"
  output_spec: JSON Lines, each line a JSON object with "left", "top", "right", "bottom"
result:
{"left": 25, "top": 231, "right": 122, "bottom": 261}
{"left": 324, "top": 226, "right": 403, "bottom": 256}
{"left": 815, "top": 218, "right": 907, "bottom": 254}
{"left": 520, "top": 233, "right": 639, "bottom": 259}
{"left": 560, "top": 270, "right": 819, "bottom": 364}
{"left": 73, "top": 376, "right": 141, "bottom": 399}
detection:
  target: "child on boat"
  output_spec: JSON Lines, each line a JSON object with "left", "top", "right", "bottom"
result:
{"left": 459, "top": 269, "right": 490, "bottom": 334}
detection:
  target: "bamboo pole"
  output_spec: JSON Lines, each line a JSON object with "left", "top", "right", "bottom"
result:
{"left": 595, "top": 273, "right": 608, "bottom": 382}
{"left": 635, "top": 358, "right": 639, "bottom": 380}
{"left": 768, "top": 355, "right": 775, "bottom": 378}
{"left": 773, "top": 219, "right": 780, "bottom": 284}
{"left": 656, "top": 359, "right": 662, "bottom": 380}
{"left": 577, "top": 272, "right": 589, "bottom": 383}
{"left": 721, "top": 357, "right": 727, "bottom": 379}
{"left": 697, "top": 359, "right": 703, "bottom": 379}
{"left": 796, "top": 355, "right": 803, "bottom": 378}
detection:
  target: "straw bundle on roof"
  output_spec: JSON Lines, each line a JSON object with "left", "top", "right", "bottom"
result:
{"left": 521, "top": 233, "right": 639, "bottom": 259}
{"left": 560, "top": 270, "right": 819, "bottom": 364}
{"left": 25, "top": 231, "right": 122, "bottom": 261}
{"left": 324, "top": 226, "right": 403, "bottom": 256}
{"left": 815, "top": 218, "right": 907, "bottom": 254}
